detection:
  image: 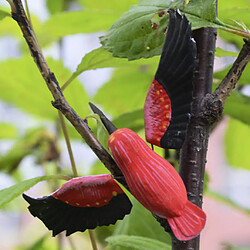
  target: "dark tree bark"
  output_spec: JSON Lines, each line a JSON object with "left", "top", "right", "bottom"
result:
{"left": 171, "top": 27, "right": 217, "bottom": 250}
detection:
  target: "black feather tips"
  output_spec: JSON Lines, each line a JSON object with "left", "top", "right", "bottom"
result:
{"left": 156, "top": 9, "right": 197, "bottom": 149}
{"left": 23, "top": 192, "right": 132, "bottom": 237}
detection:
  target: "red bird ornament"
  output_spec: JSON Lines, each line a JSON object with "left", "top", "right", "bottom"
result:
{"left": 108, "top": 128, "right": 206, "bottom": 241}
{"left": 144, "top": 9, "right": 196, "bottom": 149}
{"left": 23, "top": 174, "right": 132, "bottom": 236}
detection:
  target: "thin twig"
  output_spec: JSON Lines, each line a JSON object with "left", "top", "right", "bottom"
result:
{"left": 88, "top": 230, "right": 98, "bottom": 250}
{"left": 200, "top": 40, "right": 250, "bottom": 125}
{"left": 213, "top": 40, "right": 250, "bottom": 104}
{"left": 58, "top": 111, "right": 78, "bottom": 177}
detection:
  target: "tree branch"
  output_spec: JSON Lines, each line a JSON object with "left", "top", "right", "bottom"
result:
{"left": 10, "top": 0, "right": 123, "bottom": 180}
{"left": 172, "top": 27, "right": 217, "bottom": 250}
{"left": 201, "top": 40, "right": 250, "bottom": 124}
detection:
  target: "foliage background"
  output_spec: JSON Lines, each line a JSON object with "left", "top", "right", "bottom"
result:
{"left": 0, "top": 0, "right": 249, "bottom": 249}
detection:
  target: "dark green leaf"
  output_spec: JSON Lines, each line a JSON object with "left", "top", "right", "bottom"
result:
{"left": 224, "top": 118, "right": 250, "bottom": 170}
{"left": 100, "top": 0, "right": 238, "bottom": 60}
{"left": 106, "top": 235, "right": 171, "bottom": 250}
{"left": 0, "top": 9, "right": 10, "bottom": 20}
{"left": 0, "top": 175, "right": 61, "bottom": 207}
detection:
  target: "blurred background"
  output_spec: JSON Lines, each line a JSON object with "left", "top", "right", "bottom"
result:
{"left": 0, "top": 0, "right": 250, "bottom": 249}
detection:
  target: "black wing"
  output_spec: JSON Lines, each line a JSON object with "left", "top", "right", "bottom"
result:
{"left": 23, "top": 193, "right": 132, "bottom": 236}
{"left": 144, "top": 9, "right": 197, "bottom": 149}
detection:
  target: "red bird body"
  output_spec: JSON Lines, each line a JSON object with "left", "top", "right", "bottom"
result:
{"left": 52, "top": 174, "right": 124, "bottom": 208}
{"left": 108, "top": 128, "right": 206, "bottom": 241}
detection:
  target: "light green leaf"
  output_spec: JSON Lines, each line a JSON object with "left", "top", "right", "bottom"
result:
{"left": 0, "top": 56, "right": 89, "bottom": 120}
{"left": 0, "top": 127, "right": 58, "bottom": 172}
{"left": 100, "top": 0, "right": 246, "bottom": 60}
{"left": 66, "top": 47, "right": 158, "bottom": 86}
{"left": 113, "top": 198, "right": 171, "bottom": 245}
{"left": 224, "top": 91, "right": 250, "bottom": 126}
{"left": 218, "top": 0, "right": 250, "bottom": 48}
{"left": 215, "top": 47, "right": 238, "bottom": 57}
{"left": 106, "top": 235, "right": 171, "bottom": 250}
{"left": 25, "top": 234, "right": 49, "bottom": 250}
{"left": 46, "top": 0, "right": 64, "bottom": 14}
{"left": 207, "top": 189, "right": 250, "bottom": 215}
{"left": 214, "top": 64, "right": 250, "bottom": 85}
{"left": 112, "top": 109, "right": 144, "bottom": 132}
{"left": 0, "top": 123, "right": 17, "bottom": 139}
{"left": 42, "top": 9, "right": 122, "bottom": 42}
{"left": 93, "top": 66, "right": 154, "bottom": 116}
{"left": 77, "top": 0, "right": 139, "bottom": 11}
{"left": 224, "top": 118, "right": 250, "bottom": 170}
{"left": 85, "top": 114, "right": 110, "bottom": 152}
{"left": 0, "top": 175, "right": 61, "bottom": 207}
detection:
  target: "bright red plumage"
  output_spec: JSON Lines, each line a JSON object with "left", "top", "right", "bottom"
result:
{"left": 52, "top": 174, "right": 124, "bottom": 207}
{"left": 144, "top": 78, "right": 171, "bottom": 147}
{"left": 108, "top": 128, "right": 206, "bottom": 241}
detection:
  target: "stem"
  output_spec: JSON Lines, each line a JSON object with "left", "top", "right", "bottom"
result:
{"left": 58, "top": 111, "right": 78, "bottom": 177}
{"left": 11, "top": 0, "right": 124, "bottom": 180}
{"left": 88, "top": 230, "right": 98, "bottom": 250}
{"left": 172, "top": 27, "right": 217, "bottom": 250}
{"left": 213, "top": 40, "right": 250, "bottom": 104}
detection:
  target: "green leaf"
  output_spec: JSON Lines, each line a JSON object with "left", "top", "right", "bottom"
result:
{"left": 93, "top": 66, "right": 154, "bottom": 116}
{"left": 0, "top": 123, "right": 17, "bottom": 139}
{"left": 0, "top": 175, "right": 61, "bottom": 207}
{"left": 218, "top": 0, "right": 250, "bottom": 48}
{"left": 85, "top": 114, "right": 110, "bottom": 152}
{"left": 42, "top": 9, "right": 122, "bottom": 42}
{"left": 0, "top": 56, "right": 89, "bottom": 120}
{"left": 215, "top": 47, "right": 238, "bottom": 57}
{"left": 77, "top": 0, "right": 138, "bottom": 11}
{"left": 0, "top": 9, "right": 10, "bottom": 20}
{"left": 25, "top": 234, "right": 49, "bottom": 250}
{"left": 207, "top": 189, "right": 250, "bottom": 215}
{"left": 0, "top": 127, "right": 57, "bottom": 172}
{"left": 46, "top": 0, "right": 64, "bottom": 14}
{"left": 65, "top": 47, "right": 158, "bottom": 87}
{"left": 113, "top": 198, "right": 171, "bottom": 245}
{"left": 224, "top": 118, "right": 250, "bottom": 170}
{"left": 100, "top": 0, "right": 241, "bottom": 60}
{"left": 112, "top": 109, "right": 144, "bottom": 132}
{"left": 106, "top": 235, "right": 171, "bottom": 250}
{"left": 224, "top": 91, "right": 250, "bottom": 126}
{"left": 214, "top": 64, "right": 250, "bottom": 85}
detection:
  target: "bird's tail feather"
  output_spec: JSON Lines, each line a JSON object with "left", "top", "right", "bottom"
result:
{"left": 168, "top": 200, "right": 206, "bottom": 241}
